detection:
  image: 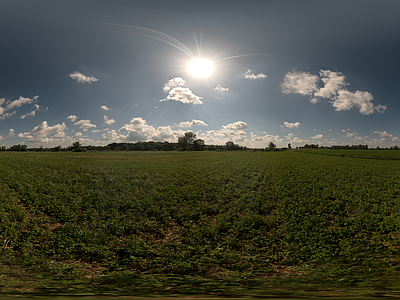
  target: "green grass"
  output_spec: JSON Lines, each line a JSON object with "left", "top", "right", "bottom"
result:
{"left": 1, "top": 150, "right": 400, "bottom": 297}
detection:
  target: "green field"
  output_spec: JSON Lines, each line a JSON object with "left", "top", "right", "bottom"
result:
{"left": 1, "top": 150, "right": 400, "bottom": 297}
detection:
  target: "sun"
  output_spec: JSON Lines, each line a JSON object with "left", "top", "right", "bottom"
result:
{"left": 188, "top": 59, "right": 214, "bottom": 77}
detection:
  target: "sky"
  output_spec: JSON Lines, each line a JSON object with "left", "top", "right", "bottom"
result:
{"left": 1, "top": 0, "right": 400, "bottom": 148}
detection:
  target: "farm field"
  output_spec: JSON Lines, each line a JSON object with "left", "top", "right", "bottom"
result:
{"left": 1, "top": 150, "right": 400, "bottom": 297}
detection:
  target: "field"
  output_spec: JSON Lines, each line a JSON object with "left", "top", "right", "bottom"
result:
{"left": 1, "top": 150, "right": 400, "bottom": 297}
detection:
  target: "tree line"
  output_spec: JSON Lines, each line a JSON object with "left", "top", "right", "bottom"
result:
{"left": 1, "top": 132, "right": 399, "bottom": 152}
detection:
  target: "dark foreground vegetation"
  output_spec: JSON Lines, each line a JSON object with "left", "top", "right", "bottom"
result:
{"left": 1, "top": 150, "right": 400, "bottom": 297}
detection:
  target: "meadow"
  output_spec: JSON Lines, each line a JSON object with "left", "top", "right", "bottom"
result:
{"left": 1, "top": 149, "right": 400, "bottom": 297}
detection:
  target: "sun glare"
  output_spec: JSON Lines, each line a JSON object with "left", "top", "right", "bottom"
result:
{"left": 188, "top": 59, "right": 214, "bottom": 77}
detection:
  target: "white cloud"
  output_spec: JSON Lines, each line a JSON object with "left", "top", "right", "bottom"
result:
{"left": 104, "top": 115, "right": 116, "bottom": 125}
{"left": 31, "top": 121, "right": 68, "bottom": 138}
{"left": 67, "top": 115, "right": 78, "bottom": 122}
{"left": 332, "top": 89, "right": 386, "bottom": 115}
{"left": 54, "top": 132, "right": 66, "bottom": 139}
{"left": 73, "top": 132, "right": 82, "bottom": 138}
{"left": 91, "top": 130, "right": 101, "bottom": 133}
{"left": 285, "top": 133, "right": 310, "bottom": 145}
{"left": 7, "top": 129, "right": 15, "bottom": 138}
{"left": 373, "top": 131, "right": 399, "bottom": 142}
{"left": 280, "top": 121, "right": 300, "bottom": 129}
{"left": 314, "top": 70, "right": 348, "bottom": 98}
{"left": 222, "top": 121, "right": 248, "bottom": 131}
{"left": 281, "top": 71, "right": 319, "bottom": 96}
{"left": 311, "top": 134, "right": 324, "bottom": 139}
{"left": 0, "top": 111, "right": 16, "bottom": 120}
{"left": 74, "top": 119, "right": 96, "bottom": 130}
{"left": 100, "top": 105, "right": 110, "bottom": 111}
{"left": 244, "top": 70, "right": 267, "bottom": 79}
{"left": 282, "top": 69, "right": 386, "bottom": 115}
{"left": 20, "top": 110, "right": 36, "bottom": 119}
{"left": 101, "top": 130, "right": 125, "bottom": 141}
{"left": 160, "top": 87, "right": 203, "bottom": 105}
{"left": 346, "top": 132, "right": 368, "bottom": 143}
{"left": 176, "top": 119, "right": 208, "bottom": 128}
{"left": 214, "top": 84, "right": 229, "bottom": 92}
{"left": 6, "top": 96, "right": 36, "bottom": 110}
{"left": 68, "top": 71, "right": 99, "bottom": 84}
{"left": 163, "top": 77, "right": 186, "bottom": 92}
{"left": 0, "top": 135, "right": 3, "bottom": 141}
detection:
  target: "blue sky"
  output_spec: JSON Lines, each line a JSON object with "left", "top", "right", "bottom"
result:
{"left": 1, "top": 0, "right": 400, "bottom": 148}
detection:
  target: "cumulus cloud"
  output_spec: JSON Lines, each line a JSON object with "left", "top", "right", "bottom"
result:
{"left": 67, "top": 115, "right": 78, "bottom": 122}
{"left": 311, "top": 134, "right": 324, "bottom": 139}
{"left": 160, "top": 87, "right": 203, "bottom": 104}
{"left": 176, "top": 119, "right": 208, "bottom": 128}
{"left": 280, "top": 121, "right": 300, "bottom": 129}
{"left": 73, "top": 132, "right": 83, "bottom": 138}
{"left": 281, "top": 71, "right": 319, "bottom": 96}
{"left": 214, "top": 84, "right": 229, "bottom": 92}
{"left": 373, "top": 130, "right": 399, "bottom": 142}
{"left": 345, "top": 132, "right": 369, "bottom": 143}
{"left": 31, "top": 121, "right": 68, "bottom": 138}
{"left": 332, "top": 89, "right": 386, "bottom": 115}
{"left": 244, "top": 70, "right": 267, "bottom": 79}
{"left": 285, "top": 133, "right": 310, "bottom": 145}
{"left": 163, "top": 77, "right": 186, "bottom": 92}
{"left": 7, "top": 129, "right": 15, "bottom": 138}
{"left": 0, "top": 111, "right": 16, "bottom": 120}
{"left": 104, "top": 115, "right": 116, "bottom": 125}
{"left": 54, "top": 132, "right": 66, "bottom": 139}
{"left": 0, "top": 95, "right": 39, "bottom": 119}
{"left": 100, "top": 105, "right": 110, "bottom": 111}
{"left": 222, "top": 121, "right": 248, "bottom": 131}
{"left": 282, "top": 69, "right": 386, "bottom": 115}
{"left": 74, "top": 119, "right": 96, "bottom": 131}
{"left": 68, "top": 71, "right": 98, "bottom": 84}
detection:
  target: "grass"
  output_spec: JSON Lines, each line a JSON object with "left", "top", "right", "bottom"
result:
{"left": 1, "top": 150, "right": 400, "bottom": 297}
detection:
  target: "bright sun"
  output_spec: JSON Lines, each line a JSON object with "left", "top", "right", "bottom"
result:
{"left": 188, "top": 59, "right": 214, "bottom": 77}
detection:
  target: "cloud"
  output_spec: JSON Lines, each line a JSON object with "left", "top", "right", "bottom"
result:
{"left": 54, "top": 132, "right": 66, "bottom": 139}
{"left": 163, "top": 77, "right": 186, "bottom": 92}
{"left": 74, "top": 132, "right": 83, "bottom": 138}
{"left": 7, "top": 129, "right": 15, "bottom": 138}
{"left": 345, "top": 132, "right": 369, "bottom": 143}
{"left": 101, "top": 130, "right": 125, "bottom": 141}
{"left": 332, "top": 89, "right": 386, "bottom": 115}
{"left": 280, "top": 121, "right": 300, "bottom": 129}
{"left": 0, "top": 95, "right": 39, "bottom": 119}
{"left": 100, "top": 105, "right": 110, "bottom": 111}
{"left": 67, "top": 115, "right": 78, "bottom": 122}
{"left": 282, "top": 69, "right": 386, "bottom": 115}
{"left": 314, "top": 70, "right": 348, "bottom": 98}
{"left": 223, "top": 121, "right": 248, "bottom": 131}
{"left": 311, "top": 134, "right": 324, "bottom": 139}
{"left": 0, "top": 111, "right": 16, "bottom": 120}
{"left": 176, "top": 119, "right": 208, "bottom": 128}
{"left": 160, "top": 87, "right": 203, "bottom": 104}
{"left": 91, "top": 130, "right": 101, "bottom": 133}
{"left": 214, "top": 84, "right": 229, "bottom": 92}
{"left": 31, "top": 121, "right": 68, "bottom": 138}
{"left": 281, "top": 71, "right": 319, "bottom": 96}
{"left": 74, "top": 119, "right": 97, "bottom": 130}
{"left": 68, "top": 71, "right": 99, "bottom": 84}
{"left": 244, "top": 70, "right": 267, "bottom": 79}
{"left": 285, "top": 133, "right": 310, "bottom": 145}
{"left": 104, "top": 115, "right": 116, "bottom": 125}
{"left": 373, "top": 130, "right": 399, "bottom": 142}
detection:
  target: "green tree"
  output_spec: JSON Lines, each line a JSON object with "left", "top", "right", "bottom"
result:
{"left": 268, "top": 142, "right": 276, "bottom": 151}
{"left": 193, "top": 139, "right": 205, "bottom": 151}
{"left": 178, "top": 132, "right": 197, "bottom": 150}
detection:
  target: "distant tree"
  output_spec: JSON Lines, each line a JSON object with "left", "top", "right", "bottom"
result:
{"left": 193, "top": 139, "right": 205, "bottom": 151}
{"left": 268, "top": 142, "right": 276, "bottom": 151}
{"left": 288, "top": 143, "right": 291, "bottom": 149}
{"left": 226, "top": 141, "right": 235, "bottom": 150}
{"left": 178, "top": 132, "right": 197, "bottom": 150}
